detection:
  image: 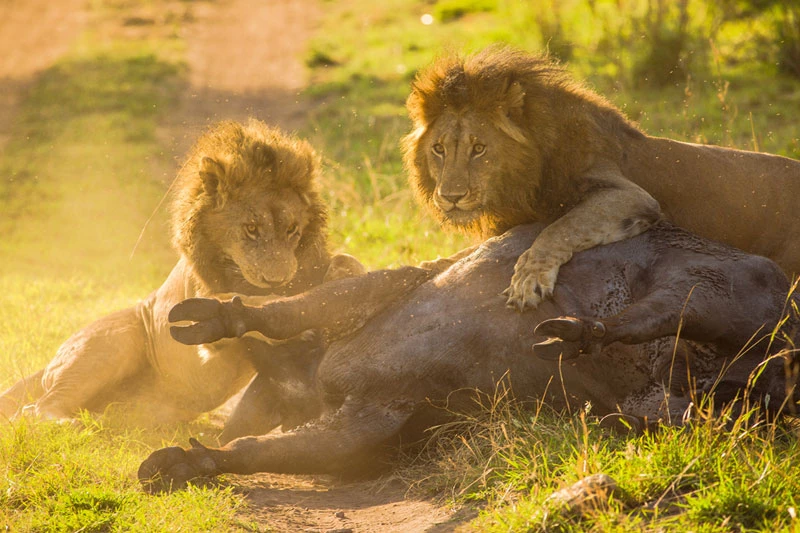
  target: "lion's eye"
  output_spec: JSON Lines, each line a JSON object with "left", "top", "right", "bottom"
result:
{"left": 472, "top": 144, "right": 486, "bottom": 157}
{"left": 432, "top": 143, "right": 445, "bottom": 156}
{"left": 286, "top": 223, "right": 300, "bottom": 240}
{"left": 244, "top": 223, "right": 259, "bottom": 239}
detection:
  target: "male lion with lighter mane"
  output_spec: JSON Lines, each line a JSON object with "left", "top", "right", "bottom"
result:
{"left": 0, "top": 119, "right": 363, "bottom": 427}
{"left": 403, "top": 46, "right": 800, "bottom": 310}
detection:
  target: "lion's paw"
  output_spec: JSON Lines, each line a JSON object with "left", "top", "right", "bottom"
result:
{"left": 504, "top": 249, "right": 561, "bottom": 311}
{"left": 138, "top": 438, "right": 218, "bottom": 494}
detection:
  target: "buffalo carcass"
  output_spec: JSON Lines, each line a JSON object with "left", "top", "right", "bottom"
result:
{"left": 139, "top": 222, "right": 798, "bottom": 491}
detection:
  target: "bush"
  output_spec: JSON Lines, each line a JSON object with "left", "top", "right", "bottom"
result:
{"left": 777, "top": 5, "right": 800, "bottom": 78}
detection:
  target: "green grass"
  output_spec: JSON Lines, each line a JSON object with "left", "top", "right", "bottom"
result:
{"left": 0, "top": 1, "right": 248, "bottom": 530}
{"left": 1, "top": 415, "right": 250, "bottom": 532}
{"left": 304, "top": 0, "right": 800, "bottom": 530}
{"left": 399, "top": 389, "right": 800, "bottom": 532}
{"left": 2, "top": 0, "right": 800, "bottom": 530}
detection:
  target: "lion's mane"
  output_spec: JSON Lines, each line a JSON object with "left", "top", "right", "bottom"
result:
{"left": 402, "top": 46, "right": 644, "bottom": 236}
{"left": 170, "top": 119, "right": 330, "bottom": 294}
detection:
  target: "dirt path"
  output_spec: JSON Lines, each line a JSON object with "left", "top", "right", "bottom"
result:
{"left": 0, "top": 0, "right": 87, "bottom": 151}
{"left": 159, "top": 0, "right": 321, "bottom": 159}
{"left": 230, "top": 473, "right": 471, "bottom": 533}
{"left": 0, "top": 0, "right": 467, "bottom": 529}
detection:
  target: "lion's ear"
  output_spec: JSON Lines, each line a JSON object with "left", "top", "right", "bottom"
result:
{"left": 492, "top": 78, "right": 527, "bottom": 144}
{"left": 502, "top": 79, "right": 525, "bottom": 122}
{"left": 252, "top": 141, "right": 276, "bottom": 172}
{"left": 199, "top": 156, "right": 226, "bottom": 200}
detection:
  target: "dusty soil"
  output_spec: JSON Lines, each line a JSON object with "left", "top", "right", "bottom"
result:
{"left": 159, "top": 0, "right": 323, "bottom": 159}
{"left": 229, "top": 473, "right": 472, "bottom": 533}
{"left": 0, "top": 0, "right": 87, "bottom": 150}
{"left": 0, "top": 0, "right": 469, "bottom": 530}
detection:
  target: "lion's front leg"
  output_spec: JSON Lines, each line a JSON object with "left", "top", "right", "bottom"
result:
{"left": 505, "top": 171, "right": 661, "bottom": 311}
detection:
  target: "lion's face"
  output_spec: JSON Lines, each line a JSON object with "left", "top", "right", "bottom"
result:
{"left": 172, "top": 120, "right": 329, "bottom": 295}
{"left": 408, "top": 110, "right": 541, "bottom": 235}
{"left": 423, "top": 112, "right": 490, "bottom": 226}
{"left": 202, "top": 187, "right": 313, "bottom": 291}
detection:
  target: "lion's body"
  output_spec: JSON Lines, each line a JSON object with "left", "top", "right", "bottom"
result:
{"left": 403, "top": 47, "right": 800, "bottom": 308}
{"left": 0, "top": 120, "right": 363, "bottom": 424}
{"left": 621, "top": 136, "right": 800, "bottom": 274}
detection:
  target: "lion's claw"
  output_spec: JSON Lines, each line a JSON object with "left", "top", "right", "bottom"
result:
{"left": 169, "top": 296, "right": 248, "bottom": 345}
{"left": 138, "top": 439, "right": 218, "bottom": 494}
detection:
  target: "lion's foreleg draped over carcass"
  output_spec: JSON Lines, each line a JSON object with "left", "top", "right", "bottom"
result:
{"left": 139, "top": 222, "right": 797, "bottom": 492}
{"left": 402, "top": 46, "right": 800, "bottom": 311}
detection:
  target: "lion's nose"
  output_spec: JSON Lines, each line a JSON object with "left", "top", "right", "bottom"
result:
{"left": 440, "top": 191, "right": 467, "bottom": 204}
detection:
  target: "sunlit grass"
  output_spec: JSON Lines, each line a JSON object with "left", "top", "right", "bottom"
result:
{"left": 400, "top": 384, "right": 800, "bottom": 532}
{"left": 0, "top": 1, "right": 251, "bottom": 530}
{"left": 1, "top": 0, "right": 799, "bottom": 530}
{"left": 0, "top": 415, "right": 249, "bottom": 532}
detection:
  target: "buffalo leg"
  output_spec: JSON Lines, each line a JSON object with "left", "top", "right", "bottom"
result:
{"left": 220, "top": 334, "right": 325, "bottom": 443}
{"left": 170, "top": 266, "right": 435, "bottom": 345}
{"left": 218, "top": 374, "right": 284, "bottom": 444}
{"left": 139, "top": 399, "right": 414, "bottom": 492}
{"left": 534, "top": 286, "right": 783, "bottom": 360}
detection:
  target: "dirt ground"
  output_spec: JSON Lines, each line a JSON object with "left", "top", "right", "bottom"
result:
{"left": 0, "top": 0, "right": 468, "bottom": 530}
{"left": 0, "top": 0, "right": 87, "bottom": 150}
{"left": 158, "top": 0, "right": 324, "bottom": 158}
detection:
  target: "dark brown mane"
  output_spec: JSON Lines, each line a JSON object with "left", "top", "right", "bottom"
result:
{"left": 170, "top": 119, "right": 330, "bottom": 294}
{"left": 402, "top": 46, "right": 643, "bottom": 236}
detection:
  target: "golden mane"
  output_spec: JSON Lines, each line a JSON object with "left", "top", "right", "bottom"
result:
{"left": 402, "top": 46, "right": 643, "bottom": 236}
{"left": 170, "top": 119, "right": 329, "bottom": 291}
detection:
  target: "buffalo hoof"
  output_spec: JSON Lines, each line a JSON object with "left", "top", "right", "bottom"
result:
{"left": 169, "top": 296, "right": 248, "bottom": 345}
{"left": 532, "top": 317, "right": 606, "bottom": 360}
{"left": 532, "top": 337, "right": 580, "bottom": 361}
{"left": 138, "top": 438, "right": 218, "bottom": 494}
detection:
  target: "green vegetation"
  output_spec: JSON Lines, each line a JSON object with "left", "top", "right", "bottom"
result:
{"left": 1, "top": 416, "right": 248, "bottom": 531}
{"left": 0, "top": 2, "right": 248, "bottom": 530}
{"left": 304, "top": 0, "right": 800, "bottom": 530}
{"left": 404, "top": 391, "right": 800, "bottom": 531}
{"left": 1, "top": 0, "right": 799, "bottom": 530}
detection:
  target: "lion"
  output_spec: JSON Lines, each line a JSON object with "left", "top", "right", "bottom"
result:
{"left": 0, "top": 119, "right": 364, "bottom": 426}
{"left": 402, "top": 46, "right": 800, "bottom": 310}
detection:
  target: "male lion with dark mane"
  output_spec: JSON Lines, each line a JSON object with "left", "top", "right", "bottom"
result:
{"left": 0, "top": 119, "right": 363, "bottom": 428}
{"left": 403, "top": 46, "right": 800, "bottom": 310}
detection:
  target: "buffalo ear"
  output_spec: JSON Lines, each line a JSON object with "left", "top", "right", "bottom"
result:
{"left": 199, "top": 156, "right": 226, "bottom": 201}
